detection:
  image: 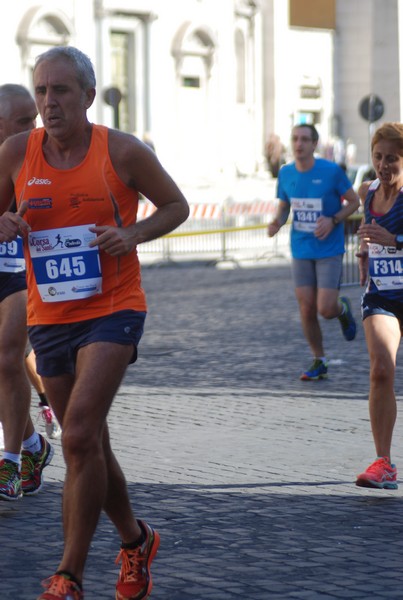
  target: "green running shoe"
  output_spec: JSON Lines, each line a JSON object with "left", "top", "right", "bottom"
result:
{"left": 0, "top": 458, "right": 22, "bottom": 501}
{"left": 300, "top": 358, "right": 328, "bottom": 381}
{"left": 338, "top": 296, "right": 357, "bottom": 341}
{"left": 21, "top": 433, "right": 54, "bottom": 496}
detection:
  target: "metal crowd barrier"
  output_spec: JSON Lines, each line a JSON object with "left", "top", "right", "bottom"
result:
{"left": 138, "top": 211, "right": 362, "bottom": 287}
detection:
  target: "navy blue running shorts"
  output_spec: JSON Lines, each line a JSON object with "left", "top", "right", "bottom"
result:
{"left": 292, "top": 255, "right": 343, "bottom": 290}
{"left": 0, "top": 271, "right": 27, "bottom": 303}
{"left": 361, "top": 292, "right": 403, "bottom": 334}
{"left": 28, "top": 309, "right": 146, "bottom": 377}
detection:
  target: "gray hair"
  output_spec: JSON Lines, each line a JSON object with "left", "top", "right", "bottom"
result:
{"left": 0, "top": 84, "right": 33, "bottom": 118}
{"left": 34, "top": 46, "right": 96, "bottom": 90}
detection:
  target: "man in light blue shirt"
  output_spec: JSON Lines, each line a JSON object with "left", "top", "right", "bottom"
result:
{"left": 268, "top": 124, "right": 360, "bottom": 380}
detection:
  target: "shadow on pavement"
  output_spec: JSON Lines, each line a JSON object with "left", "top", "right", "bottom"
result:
{"left": 2, "top": 481, "right": 403, "bottom": 599}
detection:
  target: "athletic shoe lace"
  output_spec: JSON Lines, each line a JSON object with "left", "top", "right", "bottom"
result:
{"left": 311, "top": 358, "right": 323, "bottom": 369}
{"left": 20, "top": 453, "right": 35, "bottom": 480}
{"left": 0, "top": 460, "right": 17, "bottom": 484}
{"left": 366, "top": 458, "right": 391, "bottom": 474}
{"left": 339, "top": 311, "right": 350, "bottom": 328}
{"left": 41, "top": 574, "right": 82, "bottom": 599}
{"left": 40, "top": 406, "right": 54, "bottom": 425}
{"left": 116, "top": 547, "right": 144, "bottom": 584}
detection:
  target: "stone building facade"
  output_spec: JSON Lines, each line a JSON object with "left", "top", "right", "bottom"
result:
{"left": 2, "top": 0, "right": 403, "bottom": 194}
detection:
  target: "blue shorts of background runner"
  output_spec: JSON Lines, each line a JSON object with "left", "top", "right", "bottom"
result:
{"left": 361, "top": 292, "right": 403, "bottom": 334}
{"left": 28, "top": 309, "right": 146, "bottom": 377}
{"left": 0, "top": 271, "right": 27, "bottom": 303}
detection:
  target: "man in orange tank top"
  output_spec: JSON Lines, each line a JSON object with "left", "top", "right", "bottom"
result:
{"left": 0, "top": 47, "right": 189, "bottom": 600}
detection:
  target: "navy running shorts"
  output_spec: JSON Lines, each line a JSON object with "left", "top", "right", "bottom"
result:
{"left": 361, "top": 292, "right": 403, "bottom": 333}
{"left": 0, "top": 271, "right": 27, "bottom": 303}
{"left": 28, "top": 309, "right": 146, "bottom": 377}
{"left": 291, "top": 255, "right": 343, "bottom": 290}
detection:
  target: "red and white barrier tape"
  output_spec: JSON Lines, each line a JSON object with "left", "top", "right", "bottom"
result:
{"left": 137, "top": 199, "right": 275, "bottom": 220}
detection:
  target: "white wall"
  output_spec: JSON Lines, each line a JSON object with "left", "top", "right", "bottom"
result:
{"left": 267, "top": 0, "right": 334, "bottom": 158}
{"left": 333, "top": 0, "right": 400, "bottom": 164}
{"left": 262, "top": 0, "right": 402, "bottom": 167}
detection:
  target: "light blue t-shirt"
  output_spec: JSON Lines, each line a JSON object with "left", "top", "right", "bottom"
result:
{"left": 277, "top": 158, "right": 353, "bottom": 259}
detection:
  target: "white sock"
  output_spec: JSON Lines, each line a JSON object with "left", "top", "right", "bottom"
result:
{"left": 22, "top": 432, "right": 42, "bottom": 454}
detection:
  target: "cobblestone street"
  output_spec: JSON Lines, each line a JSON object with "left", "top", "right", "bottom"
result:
{"left": 1, "top": 261, "right": 403, "bottom": 599}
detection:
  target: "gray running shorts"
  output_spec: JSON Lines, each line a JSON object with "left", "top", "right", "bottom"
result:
{"left": 291, "top": 255, "right": 343, "bottom": 289}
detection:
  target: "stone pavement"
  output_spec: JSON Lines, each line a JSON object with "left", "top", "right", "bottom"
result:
{"left": 2, "top": 260, "right": 403, "bottom": 599}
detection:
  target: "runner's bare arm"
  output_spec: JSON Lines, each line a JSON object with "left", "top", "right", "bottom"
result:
{"left": 0, "top": 134, "right": 31, "bottom": 241}
{"left": 267, "top": 200, "right": 290, "bottom": 237}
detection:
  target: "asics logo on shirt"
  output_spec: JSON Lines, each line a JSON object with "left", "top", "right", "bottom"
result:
{"left": 27, "top": 177, "right": 52, "bottom": 186}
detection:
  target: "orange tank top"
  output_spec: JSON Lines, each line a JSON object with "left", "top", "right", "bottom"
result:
{"left": 15, "top": 125, "right": 147, "bottom": 325}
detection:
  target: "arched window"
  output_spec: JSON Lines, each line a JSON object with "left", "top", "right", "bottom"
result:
{"left": 171, "top": 22, "right": 218, "bottom": 179}
{"left": 172, "top": 21, "right": 216, "bottom": 80}
{"left": 16, "top": 7, "right": 72, "bottom": 88}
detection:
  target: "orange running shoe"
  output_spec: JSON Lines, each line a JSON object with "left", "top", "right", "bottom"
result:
{"left": 115, "top": 520, "right": 160, "bottom": 600}
{"left": 37, "top": 573, "right": 83, "bottom": 599}
{"left": 356, "top": 457, "right": 398, "bottom": 489}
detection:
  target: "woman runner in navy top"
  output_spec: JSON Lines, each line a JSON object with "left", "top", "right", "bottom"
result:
{"left": 356, "top": 122, "right": 403, "bottom": 490}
